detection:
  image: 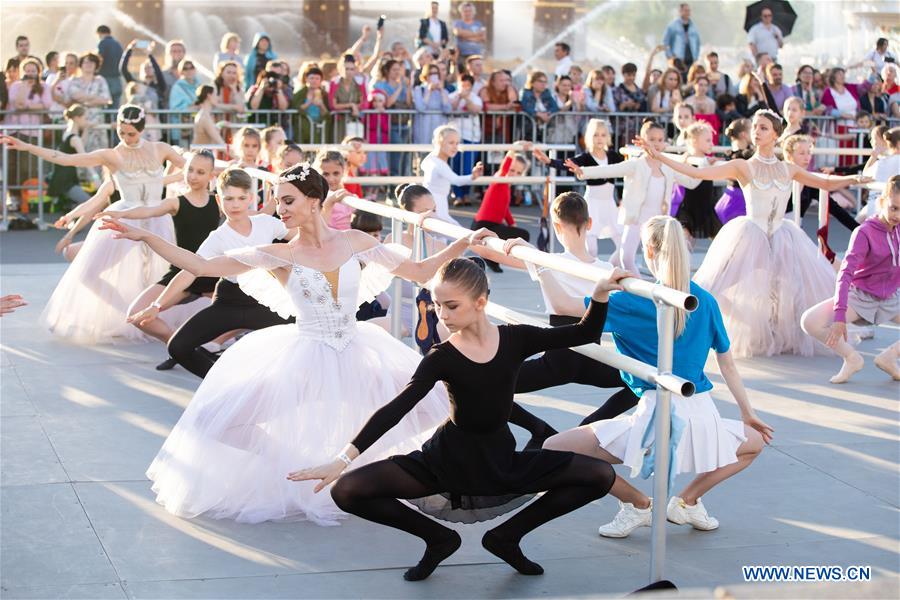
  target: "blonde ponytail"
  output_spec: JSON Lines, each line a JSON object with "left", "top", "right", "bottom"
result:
{"left": 642, "top": 216, "right": 691, "bottom": 336}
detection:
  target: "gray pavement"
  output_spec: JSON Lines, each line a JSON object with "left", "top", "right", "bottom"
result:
{"left": 1, "top": 209, "right": 899, "bottom": 599}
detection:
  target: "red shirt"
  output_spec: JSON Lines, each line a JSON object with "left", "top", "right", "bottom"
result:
{"left": 344, "top": 167, "right": 363, "bottom": 198}
{"left": 474, "top": 155, "right": 515, "bottom": 226}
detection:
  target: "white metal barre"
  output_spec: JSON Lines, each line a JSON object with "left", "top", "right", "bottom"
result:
{"left": 338, "top": 195, "right": 698, "bottom": 312}
{"left": 486, "top": 303, "right": 694, "bottom": 397}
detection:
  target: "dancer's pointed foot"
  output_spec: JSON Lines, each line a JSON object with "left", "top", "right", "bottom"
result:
{"left": 155, "top": 357, "right": 178, "bottom": 371}
{"left": 829, "top": 352, "right": 864, "bottom": 384}
{"left": 403, "top": 529, "right": 461, "bottom": 581}
{"left": 482, "top": 530, "right": 544, "bottom": 575}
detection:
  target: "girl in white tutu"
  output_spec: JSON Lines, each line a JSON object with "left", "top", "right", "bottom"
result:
{"left": 801, "top": 175, "right": 900, "bottom": 383}
{"left": 99, "top": 163, "right": 498, "bottom": 525}
{"left": 635, "top": 111, "right": 869, "bottom": 358}
{"left": 543, "top": 216, "right": 774, "bottom": 537}
{"left": 1, "top": 104, "right": 187, "bottom": 344}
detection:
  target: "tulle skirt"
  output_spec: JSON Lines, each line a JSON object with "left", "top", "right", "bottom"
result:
{"left": 694, "top": 217, "right": 835, "bottom": 358}
{"left": 40, "top": 205, "right": 189, "bottom": 344}
{"left": 592, "top": 391, "right": 745, "bottom": 477}
{"left": 147, "top": 321, "right": 450, "bottom": 526}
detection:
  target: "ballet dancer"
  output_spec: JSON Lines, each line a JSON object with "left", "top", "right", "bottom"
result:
{"left": 801, "top": 175, "right": 900, "bottom": 383}
{"left": 543, "top": 215, "right": 773, "bottom": 536}
{"left": 565, "top": 119, "right": 700, "bottom": 275}
{"left": 672, "top": 122, "right": 721, "bottom": 242}
{"left": 533, "top": 118, "right": 624, "bottom": 260}
{"left": 95, "top": 150, "right": 221, "bottom": 370}
{"left": 635, "top": 110, "right": 870, "bottom": 358}
{"left": 1, "top": 104, "right": 186, "bottom": 343}
{"left": 128, "top": 167, "right": 293, "bottom": 378}
{"left": 99, "top": 162, "right": 497, "bottom": 525}
{"left": 421, "top": 125, "right": 483, "bottom": 226}
{"left": 288, "top": 258, "right": 622, "bottom": 580}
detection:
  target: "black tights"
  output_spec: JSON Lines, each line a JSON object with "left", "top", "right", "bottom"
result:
{"left": 167, "top": 280, "right": 292, "bottom": 378}
{"left": 331, "top": 455, "right": 615, "bottom": 578}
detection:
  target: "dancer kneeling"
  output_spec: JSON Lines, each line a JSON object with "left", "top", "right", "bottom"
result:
{"left": 289, "top": 260, "right": 624, "bottom": 581}
{"left": 801, "top": 175, "right": 900, "bottom": 383}
{"left": 543, "top": 216, "right": 773, "bottom": 537}
{"left": 99, "top": 163, "right": 497, "bottom": 525}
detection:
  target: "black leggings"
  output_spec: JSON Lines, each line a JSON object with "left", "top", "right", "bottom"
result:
{"left": 509, "top": 315, "right": 639, "bottom": 438}
{"left": 331, "top": 454, "right": 614, "bottom": 555}
{"left": 167, "top": 280, "right": 293, "bottom": 378}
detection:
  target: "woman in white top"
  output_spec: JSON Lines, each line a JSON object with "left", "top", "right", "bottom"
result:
{"left": 213, "top": 32, "right": 242, "bottom": 72}
{"left": 421, "top": 125, "right": 483, "bottom": 225}
{"left": 566, "top": 120, "right": 699, "bottom": 274}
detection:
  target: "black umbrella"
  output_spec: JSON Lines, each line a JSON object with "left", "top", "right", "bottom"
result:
{"left": 744, "top": 0, "right": 797, "bottom": 37}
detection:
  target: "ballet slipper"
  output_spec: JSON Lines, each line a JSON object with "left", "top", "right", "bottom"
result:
{"left": 829, "top": 352, "right": 864, "bottom": 384}
{"left": 873, "top": 350, "right": 900, "bottom": 381}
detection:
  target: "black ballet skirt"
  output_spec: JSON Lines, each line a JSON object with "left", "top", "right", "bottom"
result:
{"left": 351, "top": 300, "right": 609, "bottom": 523}
{"left": 157, "top": 195, "right": 221, "bottom": 293}
{"left": 675, "top": 179, "right": 722, "bottom": 239}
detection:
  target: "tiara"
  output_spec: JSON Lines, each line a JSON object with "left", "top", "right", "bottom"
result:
{"left": 117, "top": 105, "right": 145, "bottom": 124}
{"left": 277, "top": 162, "right": 312, "bottom": 185}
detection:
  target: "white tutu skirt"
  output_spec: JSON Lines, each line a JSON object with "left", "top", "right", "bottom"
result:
{"left": 586, "top": 184, "right": 621, "bottom": 240}
{"left": 41, "top": 206, "right": 181, "bottom": 344}
{"left": 693, "top": 218, "right": 835, "bottom": 358}
{"left": 591, "top": 391, "right": 746, "bottom": 477}
{"left": 147, "top": 321, "right": 449, "bottom": 526}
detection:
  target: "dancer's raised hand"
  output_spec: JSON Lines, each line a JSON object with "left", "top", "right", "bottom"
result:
{"left": 467, "top": 227, "right": 498, "bottom": 247}
{"left": 98, "top": 216, "right": 146, "bottom": 241}
{"left": 502, "top": 237, "right": 532, "bottom": 255}
{"left": 632, "top": 136, "right": 658, "bottom": 159}
{"left": 591, "top": 267, "right": 632, "bottom": 302}
{"left": 564, "top": 158, "right": 584, "bottom": 179}
{"left": 286, "top": 459, "right": 347, "bottom": 493}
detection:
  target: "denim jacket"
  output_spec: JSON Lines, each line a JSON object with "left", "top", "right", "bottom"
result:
{"left": 663, "top": 18, "right": 701, "bottom": 62}
{"left": 519, "top": 88, "right": 558, "bottom": 115}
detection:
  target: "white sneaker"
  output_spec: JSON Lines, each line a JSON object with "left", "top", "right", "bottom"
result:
{"left": 666, "top": 496, "right": 719, "bottom": 531}
{"left": 598, "top": 499, "right": 653, "bottom": 538}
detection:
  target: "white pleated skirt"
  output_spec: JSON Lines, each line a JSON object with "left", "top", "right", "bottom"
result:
{"left": 590, "top": 391, "right": 746, "bottom": 477}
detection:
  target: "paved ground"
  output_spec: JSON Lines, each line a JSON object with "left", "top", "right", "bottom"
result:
{"left": 1, "top": 207, "right": 898, "bottom": 599}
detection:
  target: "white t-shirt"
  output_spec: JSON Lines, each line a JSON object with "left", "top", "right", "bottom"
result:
{"left": 747, "top": 22, "right": 782, "bottom": 60}
{"left": 555, "top": 55, "right": 573, "bottom": 79}
{"left": 535, "top": 251, "right": 612, "bottom": 315}
{"left": 864, "top": 49, "right": 897, "bottom": 72}
{"left": 421, "top": 152, "right": 472, "bottom": 225}
{"left": 197, "top": 214, "right": 289, "bottom": 282}
{"left": 830, "top": 86, "right": 859, "bottom": 124}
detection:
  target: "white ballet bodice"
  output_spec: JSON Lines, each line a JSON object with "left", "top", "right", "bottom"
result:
{"left": 740, "top": 156, "right": 792, "bottom": 236}
{"left": 227, "top": 242, "right": 407, "bottom": 352}
{"left": 111, "top": 141, "right": 165, "bottom": 208}
{"left": 285, "top": 257, "right": 360, "bottom": 351}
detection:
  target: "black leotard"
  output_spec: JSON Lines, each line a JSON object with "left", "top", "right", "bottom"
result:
{"left": 157, "top": 194, "right": 221, "bottom": 293}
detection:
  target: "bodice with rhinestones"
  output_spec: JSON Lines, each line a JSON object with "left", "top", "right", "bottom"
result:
{"left": 740, "top": 156, "right": 793, "bottom": 237}
{"left": 285, "top": 256, "right": 361, "bottom": 351}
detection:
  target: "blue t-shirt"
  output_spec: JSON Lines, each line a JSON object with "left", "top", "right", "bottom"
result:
{"left": 454, "top": 20, "right": 485, "bottom": 56}
{"left": 374, "top": 80, "right": 410, "bottom": 109}
{"left": 586, "top": 281, "right": 730, "bottom": 397}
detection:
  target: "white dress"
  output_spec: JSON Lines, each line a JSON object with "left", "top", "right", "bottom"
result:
{"left": 41, "top": 142, "right": 184, "bottom": 344}
{"left": 583, "top": 158, "right": 620, "bottom": 240}
{"left": 146, "top": 242, "right": 449, "bottom": 526}
{"left": 693, "top": 156, "right": 835, "bottom": 358}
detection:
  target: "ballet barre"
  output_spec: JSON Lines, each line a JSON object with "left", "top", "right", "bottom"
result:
{"left": 337, "top": 195, "right": 699, "bottom": 312}
{"left": 486, "top": 303, "right": 695, "bottom": 397}
{"left": 281, "top": 143, "right": 577, "bottom": 153}
{"left": 341, "top": 175, "right": 578, "bottom": 185}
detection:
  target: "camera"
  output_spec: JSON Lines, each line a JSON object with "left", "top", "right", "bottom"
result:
{"left": 265, "top": 71, "right": 280, "bottom": 87}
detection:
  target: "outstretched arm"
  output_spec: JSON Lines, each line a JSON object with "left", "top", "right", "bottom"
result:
{"left": 1, "top": 135, "right": 114, "bottom": 168}
{"left": 96, "top": 196, "right": 179, "bottom": 220}
{"left": 286, "top": 355, "right": 441, "bottom": 492}
{"left": 788, "top": 163, "right": 868, "bottom": 192}
{"left": 98, "top": 217, "right": 251, "bottom": 278}
{"left": 634, "top": 137, "right": 748, "bottom": 184}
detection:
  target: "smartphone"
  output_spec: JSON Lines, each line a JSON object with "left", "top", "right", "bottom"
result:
{"left": 134, "top": 39, "right": 151, "bottom": 50}
{"left": 377, "top": 15, "right": 386, "bottom": 31}
{"left": 428, "top": 74, "right": 440, "bottom": 84}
